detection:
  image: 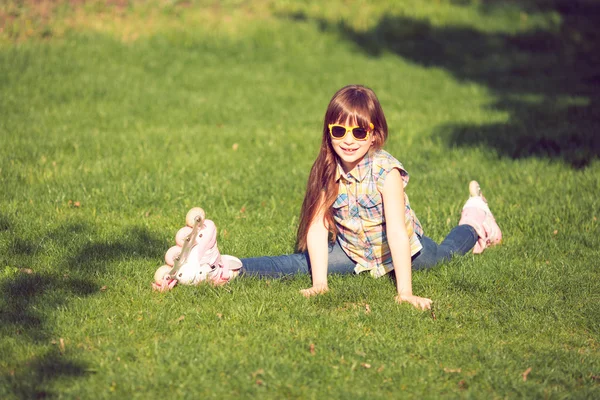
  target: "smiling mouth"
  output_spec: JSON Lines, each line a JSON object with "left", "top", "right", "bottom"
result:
{"left": 341, "top": 147, "right": 358, "bottom": 153}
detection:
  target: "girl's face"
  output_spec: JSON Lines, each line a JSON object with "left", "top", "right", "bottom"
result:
{"left": 330, "top": 116, "right": 375, "bottom": 173}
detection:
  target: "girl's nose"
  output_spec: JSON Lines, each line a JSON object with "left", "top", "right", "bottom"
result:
{"left": 342, "top": 131, "right": 355, "bottom": 142}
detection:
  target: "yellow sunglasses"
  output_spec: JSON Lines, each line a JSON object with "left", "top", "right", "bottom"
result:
{"left": 328, "top": 123, "right": 374, "bottom": 141}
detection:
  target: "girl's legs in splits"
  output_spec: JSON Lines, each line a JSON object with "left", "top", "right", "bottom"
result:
{"left": 241, "top": 181, "right": 500, "bottom": 277}
{"left": 241, "top": 226, "right": 476, "bottom": 277}
{"left": 241, "top": 226, "right": 477, "bottom": 277}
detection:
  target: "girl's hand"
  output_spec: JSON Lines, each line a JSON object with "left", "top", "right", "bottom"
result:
{"left": 395, "top": 294, "right": 432, "bottom": 310}
{"left": 300, "top": 284, "right": 329, "bottom": 298}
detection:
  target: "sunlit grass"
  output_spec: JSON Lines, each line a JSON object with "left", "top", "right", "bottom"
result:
{"left": 1, "top": 1, "right": 599, "bottom": 398}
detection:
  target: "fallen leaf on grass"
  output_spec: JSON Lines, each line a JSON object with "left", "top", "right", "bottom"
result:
{"left": 522, "top": 367, "right": 532, "bottom": 381}
{"left": 20, "top": 268, "right": 33, "bottom": 274}
{"left": 232, "top": 143, "right": 239, "bottom": 151}
{"left": 458, "top": 380, "right": 468, "bottom": 389}
{"left": 309, "top": 343, "right": 315, "bottom": 355}
{"left": 553, "top": 230, "right": 558, "bottom": 235}
{"left": 361, "top": 363, "right": 371, "bottom": 369}
{"left": 100, "top": 286, "right": 107, "bottom": 292}
{"left": 255, "top": 379, "right": 264, "bottom": 386}
{"left": 365, "top": 304, "right": 371, "bottom": 314}
{"left": 377, "top": 365, "right": 385, "bottom": 373}
{"left": 444, "top": 367, "right": 462, "bottom": 373}
{"left": 176, "top": 315, "right": 185, "bottom": 322}
{"left": 59, "top": 338, "right": 65, "bottom": 353}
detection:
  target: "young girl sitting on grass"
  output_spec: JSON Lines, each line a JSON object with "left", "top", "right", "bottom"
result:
{"left": 159, "top": 85, "right": 502, "bottom": 310}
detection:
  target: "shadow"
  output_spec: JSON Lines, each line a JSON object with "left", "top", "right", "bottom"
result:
{"left": 0, "top": 273, "right": 97, "bottom": 341}
{"left": 281, "top": 0, "right": 600, "bottom": 168}
{"left": 1, "top": 221, "right": 165, "bottom": 340}
{"left": 64, "top": 225, "right": 165, "bottom": 274}
{"left": 5, "top": 220, "right": 165, "bottom": 275}
{"left": 0, "top": 212, "right": 11, "bottom": 231}
{"left": 2, "top": 350, "right": 90, "bottom": 399}
{"left": 0, "top": 216, "right": 165, "bottom": 397}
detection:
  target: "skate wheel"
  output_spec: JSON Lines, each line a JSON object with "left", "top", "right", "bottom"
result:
{"left": 154, "top": 265, "right": 171, "bottom": 284}
{"left": 164, "top": 245, "right": 182, "bottom": 266}
{"left": 186, "top": 207, "right": 206, "bottom": 227}
{"left": 175, "top": 226, "right": 193, "bottom": 247}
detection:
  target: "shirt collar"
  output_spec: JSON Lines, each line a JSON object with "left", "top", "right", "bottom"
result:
{"left": 335, "top": 150, "right": 373, "bottom": 183}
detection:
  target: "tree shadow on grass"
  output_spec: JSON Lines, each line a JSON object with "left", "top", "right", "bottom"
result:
{"left": 1, "top": 346, "right": 91, "bottom": 399}
{"left": 0, "top": 272, "right": 97, "bottom": 342}
{"left": 0, "top": 213, "right": 165, "bottom": 397}
{"left": 65, "top": 225, "right": 164, "bottom": 274}
{"left": 282, "top": 0, "right": 600, "bottom": 168}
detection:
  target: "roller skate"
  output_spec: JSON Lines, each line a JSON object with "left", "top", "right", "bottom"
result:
{"left": 152, "top": 207, "right": 242, "bottom": 291}
{"left": 458, "top": 181, "right": 502, "bottom": 254}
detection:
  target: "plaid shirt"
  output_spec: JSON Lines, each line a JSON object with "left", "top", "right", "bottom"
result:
{"left": 332, "top": 149, "right": 423, "bottom": 277}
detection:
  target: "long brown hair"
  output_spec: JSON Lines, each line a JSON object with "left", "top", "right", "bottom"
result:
{"left": 296, "top": 85, "right": 388, "bottom": 251}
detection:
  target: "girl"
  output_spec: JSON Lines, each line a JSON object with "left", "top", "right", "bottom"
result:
{"left": 160, "top": 85, "right": 502, "bottom": 310}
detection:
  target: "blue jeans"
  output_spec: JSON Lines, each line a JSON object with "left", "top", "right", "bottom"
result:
{"left": 241, "top": 225, "right": 478, "bottom": 278}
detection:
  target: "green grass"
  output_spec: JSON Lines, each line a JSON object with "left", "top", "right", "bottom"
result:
{"left": 1, "top": 0, "right": 599, "bottom": 398}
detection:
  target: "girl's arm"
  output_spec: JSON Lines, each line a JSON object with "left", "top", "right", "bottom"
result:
{"left": 382, "top": 169, "right": 432, "bottom": 310}
{"left": 300, "top": 194, "right": 330, "bottom": 297}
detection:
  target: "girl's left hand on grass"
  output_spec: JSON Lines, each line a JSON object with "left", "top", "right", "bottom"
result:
{"left": 300, "top": 285, "right": 329, "bottom": 298}
{"left": 395, "top": 294, "right": 432, "bottom": 310}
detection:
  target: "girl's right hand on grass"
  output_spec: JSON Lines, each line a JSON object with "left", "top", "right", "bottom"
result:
{"left": 395, "top": 294, "right": 432, "bottom": 310}
{"left": 300, "top": 284, "right": 329, "bottom": 298}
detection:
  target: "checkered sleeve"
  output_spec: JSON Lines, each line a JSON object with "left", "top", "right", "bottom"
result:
{"left": 372, "top": 150, "right": 425, "bottom": 241}
{"left": 374, "top": 152, "right": 410, "bottom": 193}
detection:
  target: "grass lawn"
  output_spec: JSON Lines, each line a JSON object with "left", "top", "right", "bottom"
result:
{"left": 1, "top": 0, "right": 599, "bottom": 398}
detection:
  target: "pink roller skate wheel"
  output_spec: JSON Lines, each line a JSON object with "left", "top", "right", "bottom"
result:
{"left": 186, "top": 207, "right": 206, "bottom": 227}
{"left": 164, "top": 245, "right": 182, "bottom": 266}
{"left": 154, "top": 265, "right": 171, "bottom": 284}
{"left": 175, "top": 226, "right": 193, "bottom": 246}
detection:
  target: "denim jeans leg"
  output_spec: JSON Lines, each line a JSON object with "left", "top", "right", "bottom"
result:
{"left": 438, "top": 224, "right": 478, "bottom": 257}
{"left": 240, "top": 240, "right": 356, "bottom": 278}
{"left": 325, "top": 240, "right": 357, "bottom": 274}
{"left": 240, "top": 252, "right": 310, "bottom": 278}
{"left": 411, "top": 225, "right": 478, "bottom": 270}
